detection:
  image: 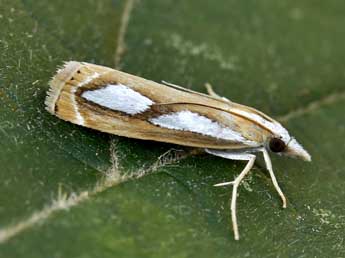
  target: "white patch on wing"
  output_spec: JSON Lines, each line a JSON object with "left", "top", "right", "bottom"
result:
{"left": 150, "top": 110, "right": 255, "bottom": 144}
{"left": 81, "top": 84, "right": 154, "bottom": 115}
{"left": 72, "top": 72, "right": 100, "bottom": 125}
{"left": 77, "top": 72, "right": 100, "bottom": 87}
{"left": 231, "top": 108, "right": 290, "bottom": 142}
{"left": 71, "top": 88, "right": 85, "bottom": 125}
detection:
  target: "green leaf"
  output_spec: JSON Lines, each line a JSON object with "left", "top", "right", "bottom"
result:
{"left": 1, "top": 0, "right": 345, "bottom": 257}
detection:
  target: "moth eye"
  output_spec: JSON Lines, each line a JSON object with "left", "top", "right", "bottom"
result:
{"left": 269, "top": 137, "right": 286, "bottom": 153}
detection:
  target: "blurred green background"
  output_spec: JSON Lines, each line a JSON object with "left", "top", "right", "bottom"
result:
{"left": 1, "top": 0, "right": 345, "bottom": 257}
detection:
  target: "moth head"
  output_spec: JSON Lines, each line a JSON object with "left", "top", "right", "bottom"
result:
{"left": 268, "top": 136, "right": 311, "bottom": 162}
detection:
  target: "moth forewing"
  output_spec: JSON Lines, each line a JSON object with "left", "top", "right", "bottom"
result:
{"left": 46, "top": 61, "right": 311, "bottom": 240}
{"left": 46, "top": 61, "right": 273, "bottom": 149}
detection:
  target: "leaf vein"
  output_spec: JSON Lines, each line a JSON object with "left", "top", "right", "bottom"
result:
{"left": 0, "top": 146, "right": 196, "bottom": 244}
{"left": 114, "top": 0, "right": 136, "bottom": 68}
{"left": 278, "top": 90, "right": 345, "bottom": 123}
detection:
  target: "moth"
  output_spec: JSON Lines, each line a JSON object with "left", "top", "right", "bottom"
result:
{"left": 45, "top": 61, "right": 311, "bottom": 240}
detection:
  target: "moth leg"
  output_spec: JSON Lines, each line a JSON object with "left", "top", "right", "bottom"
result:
{"left": 205, "top": 149, "right": 256, "bottom": 240}
{"left": 262, "top": 148, "right": 287, "bottom": 208}
{"left": 204, "top": 83, "right": 231, "bottom": 102}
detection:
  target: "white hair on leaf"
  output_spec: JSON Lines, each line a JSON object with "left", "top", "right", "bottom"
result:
{"left": 82, "top": 84, "right": 154, "bottom": 115}
{"left": 150, "top": 110, "right": 255, "bottom": 144}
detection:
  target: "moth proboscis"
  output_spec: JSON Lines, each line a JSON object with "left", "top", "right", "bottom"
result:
{"left": 45, "top": 61, "right": 311, "bottom": 240}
